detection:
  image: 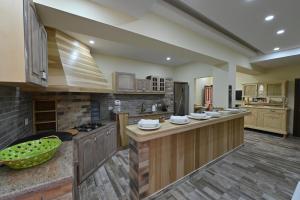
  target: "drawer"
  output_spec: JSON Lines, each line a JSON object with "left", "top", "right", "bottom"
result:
{"left": 263, "top": 109, "right": 285, "bottom": 114}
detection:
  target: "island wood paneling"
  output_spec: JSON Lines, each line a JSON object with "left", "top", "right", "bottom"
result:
{"left": 129, "top": 117, "right": 244, "bottom": 199}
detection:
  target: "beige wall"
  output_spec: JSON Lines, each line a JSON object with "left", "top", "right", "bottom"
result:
{"left": 93, "top": 53, "right": 174, "bottom": 88}
{"left": 195, "top": 77, "right": 213, "bottom": 106}
{"left": 174, "top": 62, "right": 231, "bottom": 112}
{"left": 236, "top": 66, "right": 300, "bottom": 134}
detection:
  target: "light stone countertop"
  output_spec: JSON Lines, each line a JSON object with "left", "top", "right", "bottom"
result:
{"left": 241, "top": 105, "right": 289, "bottom": 110}
{"left": 0, "top": 141, "right": 73, "bottom": 199}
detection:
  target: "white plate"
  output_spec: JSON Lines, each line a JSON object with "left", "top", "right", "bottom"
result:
{"left": 169, "top": 120, "right": 191, "bottom": 125}
{"left": 205, "top": 112, "right": 222, "bottom": 118}
{"left": 188, "top": 115, "right": 212, "bottom": 120}
{"left": 138, "top": 124, "right": 161, "bottom": 130}
{"left": 225, "top": 108, "right": 242, "bottom": 114}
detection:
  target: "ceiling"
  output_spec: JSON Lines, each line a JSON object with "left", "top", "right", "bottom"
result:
{"left": 177, "top": 0, "right": 300, "bottom": 54}
{"left": 89, "top": 0, "right": 157, "bottom": 18}
{"left": 65, "top": 31, "right": 209, "bottom": 66}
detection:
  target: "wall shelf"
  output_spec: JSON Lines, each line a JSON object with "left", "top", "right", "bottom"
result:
{"left": 33, "top": 100, "right": 57, "bottom": 134}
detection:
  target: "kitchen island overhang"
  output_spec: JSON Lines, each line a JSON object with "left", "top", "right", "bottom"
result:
{"left": 126, "top": 112, "right": 250, "bottom": 199}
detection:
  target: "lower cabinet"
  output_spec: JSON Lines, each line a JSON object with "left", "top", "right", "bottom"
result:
{"left": 244, "top": 107, "right": 288, "bottom": 136}
{"left": 74, "top": 123, "right": 117, "bottom": 185}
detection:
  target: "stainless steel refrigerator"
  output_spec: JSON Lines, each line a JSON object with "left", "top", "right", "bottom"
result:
{"left": 174, "top": 82, "right": 189, "bottom": 116}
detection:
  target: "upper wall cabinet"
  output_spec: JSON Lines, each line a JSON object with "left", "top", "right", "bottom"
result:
{"left": 243, "top": 84, "right": 257, "bottom": 97}
{"left": 0, "top": 0, "right": 48, "bottom": 87}
{"left": 113, "top": 72, "right": 136, "bottom": 93}
{"left": 243, "top": 81, "right": 288, "bottom": 98}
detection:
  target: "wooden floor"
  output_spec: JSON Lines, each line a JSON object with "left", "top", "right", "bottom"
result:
{"left": 79, "top": 130, "right": 300, "bottom": 200}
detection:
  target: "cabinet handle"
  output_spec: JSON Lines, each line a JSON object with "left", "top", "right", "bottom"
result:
{"left": 94, "top": 137, "right": 97, "bottom": 141}
{"left": 41, "top": 70, "right": 47, "bottom": 80}
{"left": 270, "top": 110, "right": 275, "bottom": 112}
{"left": 106, "top": 131, "right": 109, "bottom": 135}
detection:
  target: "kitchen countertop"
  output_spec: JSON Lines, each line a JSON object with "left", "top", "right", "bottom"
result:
{"left": 126, "top": 112, "right": 250, "bottom": 142}
{"left": 241, "top": 105, "right": 289, "bottom": 110}
{"left": 0, "top": 141, "right": 73, "bottom": 199}
{"left": 127, "top": 111, "right": 173, "bottom": 118}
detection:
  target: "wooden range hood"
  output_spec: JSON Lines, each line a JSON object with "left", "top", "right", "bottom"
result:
{"left": 45, "top": 27, "right": 111, "bottom": 93}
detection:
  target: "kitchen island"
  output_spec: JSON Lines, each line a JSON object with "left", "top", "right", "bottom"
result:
{"left": 126, "top": 112, "right": 249, "bottom": 199}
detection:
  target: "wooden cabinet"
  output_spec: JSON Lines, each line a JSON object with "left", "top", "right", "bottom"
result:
{"left": 244, "top": 108, "right": 257, "bottom": 127}
{"left": 113, "top": 72, "right": 136, "bottom": 93}
{"left": 0, "top": 0, "right": 48, "bottom": 86}
{"left": 266, "top": 83, "right": 285, "bottom": 97}
{"left": 74, "top": 123, "right": 117, "bottom": 184}
{"left": 243, "top": 84, "right": 257, "bottom": 97}
{"left": 244, "top": 107, "right": 288, "bottom": 136}
{"left": 242, "top": 81, "right": 288, "bottom": 98}
{"left": 136, "top": 79, "right": 151, "bottom": 92}
{"left": 159, "top": 77, "right": 165, "bottom": 92}
{"left": 146, "top": 76, "right": 165, "bottom": 92}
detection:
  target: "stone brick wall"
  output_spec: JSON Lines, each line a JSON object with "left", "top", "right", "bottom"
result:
{"left": 0, "top": 86, "right": 33, "bottom": 150}
{"left": 56, "top": 93, "right": 91, "bottom": 130}
{"left": 92, "top": 78, "right": 174, "bottom": 121}
{"left": 35, "top": 93, "right": 91, "bottom": 131}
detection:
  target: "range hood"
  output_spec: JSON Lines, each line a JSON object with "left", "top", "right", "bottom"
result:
{"left": 46, "top": 28, "right": 111, "bottom": 93}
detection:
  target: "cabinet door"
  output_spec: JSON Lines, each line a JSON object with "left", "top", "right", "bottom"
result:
{"left": 136, "top": 79, "right": 151, "bottom": 92}
{"left": 243, "top": 84, "right": 257, "bottom": 97}
{"left": 39, "top": 25, "right": 48, "bottom": 86}
{"left": 77, "top": 134, "right": 96, "bottom": 183}
{"left": 159, "top": 78, "right": 165, "bottom": 92}
{"left": 244, "top": 108, "right": 257, "bottom": 127}
{"left": 266, "top": 83, "right": 282, "bottom": 97}
{"left": 26, "top": 0, "right": 42, "bottom": 85}
{"left": 105, "top": 125, "right": 117, "bottom": 157}
{"left": 115, "top": 72, "right": 136, "bottom": 92}
{"left": 94, "top": 131, "right": 106, "bottom": 168}
{"left": 152, "top": 76, "right": 158, "bottom": 91}
{"left": 262, "top": 112, "right": 284, "bottom": 131}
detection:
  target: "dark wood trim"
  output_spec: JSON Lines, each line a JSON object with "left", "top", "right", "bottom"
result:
{"left": 163, "top": 0, "right": 262, "bottom": 54}
{"left": 294, "top": 79, "right": 300, "bottom": 136}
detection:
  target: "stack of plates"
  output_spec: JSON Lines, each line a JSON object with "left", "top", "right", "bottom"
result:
{"left": 138, "top": 119, "right": 161, "bottom": 130}
{"left": 225, "top": 108, "right": 242, "bottom": 114}
{"left": 188, "top": 113, "right": 211, "bottom": 120}
{"left": 219, "top": 110, "right": 231, "bottom": 116}
{"left": 204, "top": 111, "right": 222, "bottom": 118}
{"left": 170, "top": 115, "right": 190, "bottom": 125}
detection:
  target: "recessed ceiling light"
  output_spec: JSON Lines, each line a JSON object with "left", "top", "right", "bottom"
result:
{"left": 265, "top": 15, "right": 274, "bottom": 21}
{"left": 166, "top": 57, "right": 171, "bottom": 61}
{"left": 273, "top": 47, "right": 280, "bottom": 51}
{"left": 276, "top": 29, "right": 285, "bottom": 35}
{"left": 89, "top": 40, "right": 95, "bottom": 44}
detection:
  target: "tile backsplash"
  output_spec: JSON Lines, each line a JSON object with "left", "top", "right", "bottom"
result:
{"left": 0, "top": 78, "right": 174, "bottom": 147}
{"left": 0, "top": 86, "right": 33, "bottom": 150}
{"left": 92, "top": 78, "right": 174, "bottom": 121}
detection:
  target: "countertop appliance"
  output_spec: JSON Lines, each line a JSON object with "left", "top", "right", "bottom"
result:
{"left": 74, "top": 123, "right": 103, "bottom": 132}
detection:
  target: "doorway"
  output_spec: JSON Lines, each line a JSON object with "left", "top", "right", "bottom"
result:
{"left": 294, "top": 79, "right": 300, "bottom": 136}
{"left": 194, "top": 77, "right": 214, "bottom": 112}
{"left": 174, "top": 82, "right": 189, "bottom": 116}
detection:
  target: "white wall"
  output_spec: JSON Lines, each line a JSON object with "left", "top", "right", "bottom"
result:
{"left": 174, "top": 62, "right": 231, "bottom": 112}
{"left": 195, "top": 77, "right": 213, "bottom": 106}
{"left": 236, "top": 66, "right": 300, "bottom": 134}
{"left": 93, "top": 53, "right": 174, "bottom": 88}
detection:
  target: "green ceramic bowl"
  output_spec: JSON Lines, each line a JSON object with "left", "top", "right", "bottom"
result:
{"left": 0, "top": 136, "right": 62, "bottom": 169}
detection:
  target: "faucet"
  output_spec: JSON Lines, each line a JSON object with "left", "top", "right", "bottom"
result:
{"left": 140, "top": 103, "right": 146, "bottom": 113}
